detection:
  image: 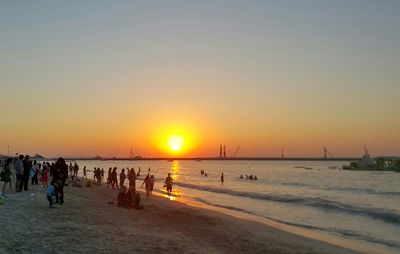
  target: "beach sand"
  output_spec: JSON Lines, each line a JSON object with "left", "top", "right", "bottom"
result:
{"left": 0, "top": 180, "right": 360, "bottom": 254}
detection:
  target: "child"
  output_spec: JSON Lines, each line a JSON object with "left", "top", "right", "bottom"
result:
{"left": 46, "top": 183, "right": 57, "bottom": 208}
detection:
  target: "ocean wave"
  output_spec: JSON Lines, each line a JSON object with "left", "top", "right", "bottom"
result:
{"left": 178, "top": 183, "right": 400, "bottom": 224}
{"left": 194, "top": 197, "right": 400, "bottom": 250}
{"left": 280, "top": 182, "right": 400, "bottom": 196}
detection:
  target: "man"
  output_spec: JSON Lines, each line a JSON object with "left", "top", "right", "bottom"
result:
{"left": 15, "top": 155, "right": 24, "bottom": 192}
{"left": 22, "top": 155, "right": 32, "bottom": 191}
{"left": 164, "top": 173, "right": 173, "bottom": 195}
{"left": 69, "top": 163, "right": 73, "bottom": 180}
{"left": 73, "top": 163, "right": 79, "bottom": 179}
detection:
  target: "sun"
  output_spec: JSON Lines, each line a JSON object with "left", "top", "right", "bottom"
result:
{"left": 151, "top": 121, "right": 201, "bottom": 156}
{"left": 168, "top": 135, "right": 184, "bottom": 151}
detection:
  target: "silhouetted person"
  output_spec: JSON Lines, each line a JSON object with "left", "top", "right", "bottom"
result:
{"left": 15, "top": 155, "right": 24, "bottom": 192}
{"left": 31, "top": 160, "right": 39, "bottom": 185}
{"left": 221, "top": 173, "right": 224, "bottom": 183}
{"left": 22, "top": 155, "right": 32, "bottom": 191}
{"left": 150, "top": 175, "right": 155, "bottom": 195}
{"left": 120, "top": 169, "right": 126, "bottom": 188}
{"left": 1, "top": 158, "right": 14, "bottom": 195}
{"left": 141, "top": 173, "right": 151, "bottom": 199}
{"left": 117, "top": 186, "right": 128, "bottom": 207}
{"left": 51, "top": 158, "right": 68, "bottom": 205}
{"left": 164, "top": 173, "right": 173, "bottom": 195}
{"left": 73, "top": 163, "right": 79, "bottom": 179}
{"left": 83, "top": 166, "right": 87, "bottom": 178}
{"left": 106, "top": 167, "right": 112, "bottom": 187}
{"left": 111, "top": 167, "right": 118, "bottom": 189}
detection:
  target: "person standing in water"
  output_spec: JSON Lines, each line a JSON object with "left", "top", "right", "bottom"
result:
{"left": 149, "top": 175, "right": 155, "bottom": 195}
{"left": 82, "top": 166, "right": 87, "bottom": 179}
{"left": 221, "top": 172, "right": 224, "bottom": 183}
{"left": 141, "top": 173, "right": 151, "bottom": 199}
{"left": 73, "top": 163, "right": 79, "bottom": 179}
{"left": 164, "top": 173, "right": 173, "bottom": 195}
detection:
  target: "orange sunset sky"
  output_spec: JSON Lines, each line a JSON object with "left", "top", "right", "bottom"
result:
{"left": 1, "top": 1, "right": 399, "bottom": 158}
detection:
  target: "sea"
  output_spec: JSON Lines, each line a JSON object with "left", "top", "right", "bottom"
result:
{"left": 75, "top": 159, "right": 399, "bottom": 253}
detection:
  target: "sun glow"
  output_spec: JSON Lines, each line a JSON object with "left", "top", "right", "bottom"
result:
{"left": 168, "top": 135, "right": 184, "bottom": 151}
{"left": 151, "top": 121, "right": 201, "bottom": 157}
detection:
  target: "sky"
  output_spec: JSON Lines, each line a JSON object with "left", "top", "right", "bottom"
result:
{"left": 1, "top": 1, "right": 399, "bottom": 158}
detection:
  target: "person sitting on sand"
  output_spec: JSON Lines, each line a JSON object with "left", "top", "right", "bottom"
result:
{"left": 117, "top": 186, "right": 128, "bottom": 208}
{"left": 126, "top": 188, "right": 142, "bottom": 209}
{"left": 117, "top": 186, "right": 142, "bottom": 209}
{"left": 164, "top": 173, "right": 173, "bottom": 195}
{"left": 141, "top": 173, "right": 151, "bottom": 199}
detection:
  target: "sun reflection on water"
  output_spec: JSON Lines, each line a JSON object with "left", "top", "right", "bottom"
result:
{"left": 170, "top": 160, "right": 180, "bottom": 183}
{"left": 158, "top": 160, "right": 181, "bottom": 200}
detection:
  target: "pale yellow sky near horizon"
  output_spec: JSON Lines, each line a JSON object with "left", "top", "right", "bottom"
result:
{"left": 1, "top": 1, "right": 399, "bottom": 158}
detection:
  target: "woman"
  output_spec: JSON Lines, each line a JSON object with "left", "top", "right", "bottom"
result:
{"left": 1, "top": 158, "right": 14, "bottom": 195}
{"left": 31, "top": 160, "right": 39, "bottom": 185}
{"left": 128, "top": 168, "right": 136, "bottom": 191}
{"left": 40, "top": 162, "right": 50, "bottom": 189}
{"left": 106, "top": 167, "right": 112, "bottom": 188}
{"left": 141, "top": 173, "right": 151, "bottom": 199}
{"left": 51, "top": 158, "right": 68, "bottom": 205}
{"left": 111, "top": 167, "right": 118, "bottom": 189}
{"left": 119, "top": 168, "right": 126, "bottom": 188}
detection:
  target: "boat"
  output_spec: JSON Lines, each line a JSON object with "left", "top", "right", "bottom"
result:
{"left": 342, "top": 146, "right": 400, "bottom": 171}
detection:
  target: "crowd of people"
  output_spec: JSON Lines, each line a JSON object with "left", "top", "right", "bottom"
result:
{"left": 240, "top": 174, "right": 258, "bottom": 180}
{"left": 1, "top": 156, "right": 177, "bottom": 210}
{"left": 0, "top": 155, "right": 69, "bottom": 207}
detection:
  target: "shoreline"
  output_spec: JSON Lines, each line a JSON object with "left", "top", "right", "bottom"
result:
{"left": 0, "top": 178, "right": 366, "bottom": 254}
{"left": 160, "top": 191, "right": 393, "bottom": 254}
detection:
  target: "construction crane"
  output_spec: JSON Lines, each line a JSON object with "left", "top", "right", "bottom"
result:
{"left": 232, "top": 146, "right": 240, "bottom": 158}
{"left": 323, "top": 146, "right": 333, "bottom": 159}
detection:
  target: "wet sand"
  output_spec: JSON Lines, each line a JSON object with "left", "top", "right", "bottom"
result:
{"left": 0, "top": 180, "right": 361, "bottom": 254}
